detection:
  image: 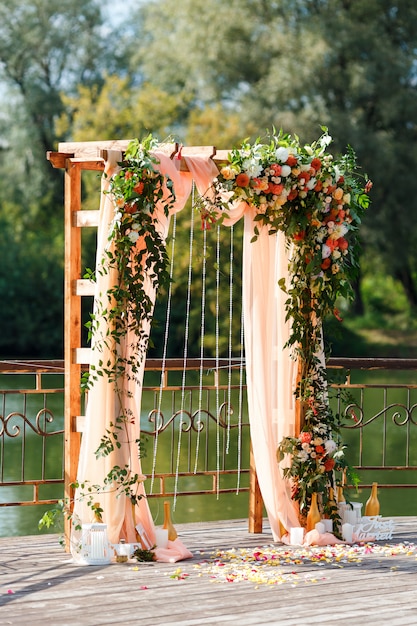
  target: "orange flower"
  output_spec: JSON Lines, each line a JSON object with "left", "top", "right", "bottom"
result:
{"left": 314, "top": 180, "right": 323, "bottom": 192}
{"left": 298, "top": 170, "right": 311, "bottom": 183}
{"left": 235, "top": 173, "right": 250, "bottom": 187}
{"left": 268, "top": 183, "right": 284, "bottom": 195}
{"left": 293, "top": 231, "right": 305, "bottom": 241}
{"left": 133, "top": 181, "right": 144, "bottom": 194}
{"left": 311, "top": 157, "right": 322, "bottom": 171}
{"left": 270, "top": 163, "right": 282, "bottom": 175}
{"left": 324, "top": 458, "right": 335, "bottom": 471}
{"left": 337, "top": 237, "right": 349, "bottom": 251}
{"left": 124, "top": 171, "right": 133, "bottom": 180}
{"left": 287, "top": 189, "right": 298, "bottom": 201}
{"left": 315, "top": 445, "right": 325, "bottom": 455}
{"left": 325, "top": 237, "right": 339, "bottom": 251}
{"left": 321, "top": 258, "right": 331, "bottom": 270}
{"left": 124, "top": 201, "right": 137, "bottom": 214}
{"left": 286, "top": 154, "right": 298, "bottom": 167}
{"left": 299, "top": 431, "right": 312, "bottom": 444}
{"left": 333, "top": 187, "right": 344, "bottom": 201}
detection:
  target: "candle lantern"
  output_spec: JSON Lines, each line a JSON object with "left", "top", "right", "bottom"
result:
{"left": 80, "top": 523, "right": 112, "bottom": 565}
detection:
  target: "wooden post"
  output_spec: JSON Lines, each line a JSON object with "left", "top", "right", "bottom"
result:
{"left": 294, "top": 355, "right": 304, "bottom": 437}
{"left": 64, "top": 158, "right": 82, "bottom": 548}
{"left": 248, "top": 443, "right": 263, "bottom": 533}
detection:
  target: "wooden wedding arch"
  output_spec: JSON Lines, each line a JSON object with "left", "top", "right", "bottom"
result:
{"left": 47, "top": 139, "right": 305, "bottom": 542}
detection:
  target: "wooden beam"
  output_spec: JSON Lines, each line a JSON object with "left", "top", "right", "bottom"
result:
{"left": 47, "top": 151, "right": 74, "bottom": 169}
{"left": 47, "top": 141, "right": 231, "bottom": 172}
{"left": 248, "top": 444, "right": 263, "bottom": 533}
{"left": 64, "top": 159, "right": 82, "bottom": 549}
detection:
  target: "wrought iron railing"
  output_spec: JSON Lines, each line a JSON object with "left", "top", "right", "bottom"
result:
{"left": 1, "top": 358, "right": 417, "bottom": 513}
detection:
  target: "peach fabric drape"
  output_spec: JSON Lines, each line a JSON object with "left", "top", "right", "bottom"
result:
{"left": 71, "top": 148, "right": 301, "bottom": 561}
{"left": 71, "top": 150, "right": 194, "bottom": 562}
{"left": 218, "top": 202, "right": 300, "bottom": 540}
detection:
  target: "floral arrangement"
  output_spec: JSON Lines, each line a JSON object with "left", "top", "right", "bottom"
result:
{"left": 203, "top": 127, "right": 371, "bottom": 522}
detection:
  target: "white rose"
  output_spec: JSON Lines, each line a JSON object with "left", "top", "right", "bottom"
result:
{"left": 324, "top": 439, "right": 337, "bottom": 454}
{"left": 128, "top": 231, "right": 139, "bottom": 243}
{"left": 275, "top": 146, "right": 289, "bottom": 163}
{"left": 280, "top": 164, "right": 291, "bottom": 177}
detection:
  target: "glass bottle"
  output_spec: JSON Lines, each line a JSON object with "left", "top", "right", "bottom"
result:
{"left": 365, "top": 482, "right": 380, "bottom": 516}
{"left": 116, "top": 539, "right": 129, "bottom": 563}
{"left": 163, "top": 500, "right": 178, "bottom": 541}
{"left": 306, "top": 492, "right": 321, "bottom": 532}
{"left": 337, "top": 486, "right": 345, "bottom": 503}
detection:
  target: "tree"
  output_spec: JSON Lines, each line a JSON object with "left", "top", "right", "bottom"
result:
{"left": 0, "top": 0, "right": 108, "bottom": 357}
{"left": 295, "top": 0, "right": 417, "bottom": 308}
{"left": 128, "top": 0, "right": 417, "bottom": 313}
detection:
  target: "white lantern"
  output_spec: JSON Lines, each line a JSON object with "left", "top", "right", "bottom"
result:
{"left": 80, "top": 523, "right": 112, "bottom": 565}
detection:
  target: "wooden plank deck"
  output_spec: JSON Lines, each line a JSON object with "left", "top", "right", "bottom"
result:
{"left": 1, "top": 517, "right": 417, "bottom": 626}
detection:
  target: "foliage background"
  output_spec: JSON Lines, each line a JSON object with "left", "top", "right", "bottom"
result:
{"left": 1, "top": 0, "right": 417, "bottom": 359}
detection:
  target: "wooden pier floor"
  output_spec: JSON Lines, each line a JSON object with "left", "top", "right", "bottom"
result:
{"left": 1, "top": 517, "right": 417, "bottom": 626}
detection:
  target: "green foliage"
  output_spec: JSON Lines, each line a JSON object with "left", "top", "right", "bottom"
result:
{"left": 1, "top": 0, "right": 417, "bottom": 358}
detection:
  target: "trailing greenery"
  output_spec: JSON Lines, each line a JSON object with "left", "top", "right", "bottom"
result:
{"left": 202, "top": 127, "right": 370, "bottom": 519}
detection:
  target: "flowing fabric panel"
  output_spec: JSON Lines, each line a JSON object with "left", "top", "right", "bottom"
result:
{"left": 241, "top": 207, "right": 300, "bottom": 540}
{"left": 71, "top": 152, "right": 218, "bottom": 562}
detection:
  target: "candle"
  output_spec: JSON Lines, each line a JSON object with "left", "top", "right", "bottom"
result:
{"left": 344, "top": 510, "right": 357, "bottom": 525}
{"left": 290, "top": 527, "right": 304, "bottom": 545}
{"left": 315, "top": 521, "right": 325, "bottom": 534}
{"left": 342, "top": 523, "right": 353, "bottom": 543}
{"left": 352, "top": 502, "right": 363, "bottom": 523}
{"left": 323, "top": 519, "right": 333, "bottom": 532}
{"left": 90, "top": 531, "right": 104, "bottom": 560}
{"left": 155, "top": 528, "right": 169, "bottom": 549}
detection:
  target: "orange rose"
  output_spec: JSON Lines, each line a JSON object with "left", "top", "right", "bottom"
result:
{"left": 270, "top": 163, "right": 282, "bottom": 175}
{"left": 287, "top": 189, "right": 298, "bottom": 201}
{"left": 268, "top": 183, "right": 284, "bottom": 195}
{"left": 333, "top": 187, "right": 344, "bottom": 201}
{"left": 311, "top": 157, "right": 322, "bottom": 171}
{"left": 133, "top": 181, "right": 144, "bottom": 194}
{"left": 324, "top": 458, "right": 335, "bottom": 471}
{"left": 124, "top": 201, "right": 137, "bottom": 214}
{"left": 286, "top": 155, "right": 298, "bottom": 167}
{"left": 325, "top": 237, "right": 339, "bottom": 251}
{"left": 299, "top": 431, "right": 312, "bottom": 444}
{"left": 338, "top": 237, "right": 349, "bottom": 251}
{"left": 298, "top": 170, "right": 311, "bottom": 183}
{"left": 321, "top": 258, "right": 331, "bottom": 270}
{"left": 236, "top": 173, "right": 250, "bottom": 187}
{"left": 314, "top": 180, "right": 323, "bottom": 192}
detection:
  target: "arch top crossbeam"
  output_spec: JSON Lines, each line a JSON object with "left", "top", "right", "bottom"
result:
{"left": 47, "top": 139, "right": 229, "bottom": 172}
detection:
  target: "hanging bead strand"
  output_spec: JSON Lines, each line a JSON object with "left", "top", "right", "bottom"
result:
{"left": 173, "top": 184, "right": 196, "bottom": 507}
{"left": 215, "top": 224, "right": 221, "bottom": 498}
{"left": 226, "top": 224, "right": 234, "bottom": 454}
{"left": 194, "top": 214, "right": 207, "bottom": 474}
